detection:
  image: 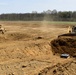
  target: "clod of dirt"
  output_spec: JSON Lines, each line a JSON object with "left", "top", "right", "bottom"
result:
{"left": 22, "top": 65, "right": 27, "bottom": 68}
{"left": 51, "top": 38, "right": 76, "bottom": 56}
{"left": 8, "top": 73, "right": 14, "bottom": 75}
{"left": 53, "top": 69, "right": 57, "bottom": 74}
{"left": 36, "top": 36, "right": 43, "bottom": 39}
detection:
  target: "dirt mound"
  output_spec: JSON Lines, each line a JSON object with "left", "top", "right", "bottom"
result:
{"left": 51, "top": 38, "right": 76, "bottom": 56}
{"left": 0, "top": 33, "right": 31, "bottom": 42}
{"left": 0, "top": 33, "right": 33, "bottom": 42}
{"left": 6, "top": 33, "right": 31, "bottom": 40}
{"left": 38, "top": 60, "right": 76, "bottom": 75}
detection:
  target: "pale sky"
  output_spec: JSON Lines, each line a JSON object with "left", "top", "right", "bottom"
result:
{"left": 0, "top": 0, "right": 76, "bottom": 14}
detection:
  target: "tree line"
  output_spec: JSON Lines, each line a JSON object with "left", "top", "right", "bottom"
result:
{"left": 0, "top": 11, "right": 76, "bottom": 21}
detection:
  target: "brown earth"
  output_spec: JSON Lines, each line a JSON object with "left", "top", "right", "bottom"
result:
{"left": 38, "top": 60, "right": 76, "bottom": 75}
{"left": 51, "top": 38, "right": 76, "bottom": 56}
{"left": 0, "top": 21, "right": 75, "bottom": 75}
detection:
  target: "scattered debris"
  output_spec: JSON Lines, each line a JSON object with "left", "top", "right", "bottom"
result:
{"left": 60, "top": 54, "right": 70, "bottom": 58}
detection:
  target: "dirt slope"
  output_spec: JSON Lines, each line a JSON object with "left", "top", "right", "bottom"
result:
{"left": 51, "top": 38, "right": 76, "bottom": 56}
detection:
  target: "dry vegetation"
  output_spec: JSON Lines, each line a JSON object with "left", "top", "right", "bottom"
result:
{"left": 0, "top": 21, "right": 75, "bottom": 75}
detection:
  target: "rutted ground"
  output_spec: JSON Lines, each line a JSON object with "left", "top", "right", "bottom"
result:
{"left": 38, "top": 60, "right": 76, "bottom": 75}
{"left": 0, "top": 21, "right": 75, "bottom": 75}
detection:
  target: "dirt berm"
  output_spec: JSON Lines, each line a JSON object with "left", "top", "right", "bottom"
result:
{"left": 51, "top": 38, "right": 76, "bottom": 56}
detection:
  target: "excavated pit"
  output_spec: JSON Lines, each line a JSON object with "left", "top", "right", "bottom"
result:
{"left": 51, "top": 38, "right": 76, "bottom": 56}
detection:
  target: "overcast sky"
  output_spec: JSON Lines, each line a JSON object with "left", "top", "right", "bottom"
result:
{"left": 0, "top": 0, "right": 76, "bottom": 14}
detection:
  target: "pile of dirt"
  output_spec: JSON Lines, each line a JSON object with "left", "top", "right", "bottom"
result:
{"left": 38, "top": 60, "right": 76, "bottom": 75}
{"left": 0, "top": 33, "right": 33, "bottom": 42}
{"left": 6, "top": 33, "right": 31, "bottom": 41}
{"left": 51, "top": 38, "right": 76, "bottom": 56}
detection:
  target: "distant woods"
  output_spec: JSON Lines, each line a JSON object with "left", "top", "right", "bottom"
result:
{"left": 0, "top": 11, "right": 76, "bottom": 21}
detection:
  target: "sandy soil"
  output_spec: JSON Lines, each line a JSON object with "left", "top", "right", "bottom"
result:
{"left": 0, "top": 21, "right": 75, "bottom": 75}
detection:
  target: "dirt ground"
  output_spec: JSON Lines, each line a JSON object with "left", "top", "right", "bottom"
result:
{"left": 0, "top": 21, "right": 75, "bottom": 75}
{"left": 51, "top": 38, "right": 76, "bottom": 56}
